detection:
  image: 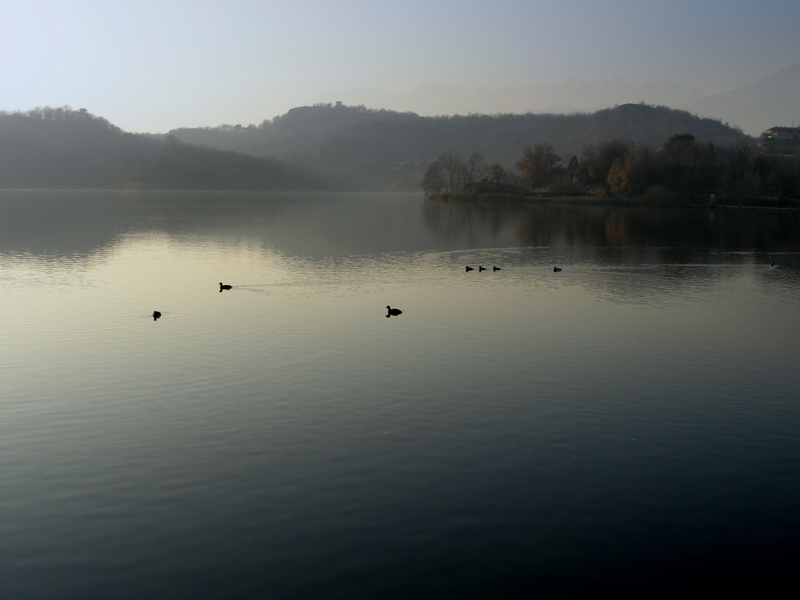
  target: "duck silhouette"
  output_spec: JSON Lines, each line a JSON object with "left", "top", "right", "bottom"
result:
{"left": 478, "top": 266, "right": 487, "bottom": 272}
{"left": 219, "top": 282, "right": 232, "bottom": 291}
{"left": 770, "top": 262, "right": 777, "bottom": 267}
{"left": 493, "top": 266, "right": 501, "bottom": 272}
{"left": 386, "top": 305, "right": 403, "bottom": 317}
{"left": 553, "top": 266, "right": 561, "bottom": 272}
{"left": 465, "top": 266, "right": 474, "bottom": 272}
{"left": 152, "top": 311, "right": 162, "bottom": 321}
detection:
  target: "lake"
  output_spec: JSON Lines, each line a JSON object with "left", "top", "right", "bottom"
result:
{"left": 1, "top": 190, "right": 799, "bottom": 599}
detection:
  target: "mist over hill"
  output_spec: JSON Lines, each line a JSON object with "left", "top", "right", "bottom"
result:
{"left": 1, "top": 104, "right": 752, "bottom": 193}
{"left": 0, "top": 107, "right": 326, "bottom": 191}
{"left": 170, "top": 103, "right": 751, "bottom": 191}
{"left": 683, "top": 61, "right": 800, "bottom": 136}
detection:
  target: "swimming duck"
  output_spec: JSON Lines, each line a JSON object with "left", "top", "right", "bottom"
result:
{"left": 553, "top": 266, "right": 561, "bottom": 272}
{"left": 219, "top": 282, "right": 232, "bottom": 291}
{"left": 152, "top": 311, "right": 162, "bottom": 321}
{"left": 478, "top": 266, "right": 487, "bottom": 272}
{"left": 386, "top": 305, "right": 403, "bottom": 317}
{"left": 493, "top": 266, "right": 501, "bottom": 272}
{"left": 465, "top": 266, "right": 474, "bottom": 272}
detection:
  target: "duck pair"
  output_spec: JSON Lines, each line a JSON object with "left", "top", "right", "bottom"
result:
{"left": 154, "top": 282, "right": 232, "bottom": 321}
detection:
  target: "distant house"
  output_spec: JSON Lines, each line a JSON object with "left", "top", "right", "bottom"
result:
{"left": 759, "top": 126, "right": 800, "bottom": 153}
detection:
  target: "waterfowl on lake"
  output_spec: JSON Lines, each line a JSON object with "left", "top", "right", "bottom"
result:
{"left": 219, "top": 282, "right": 232, "bottom": 291}
{"left": 770, "top": 262, "right": 777, "bottom": 267}
{"left": 152, "top": 311, "right": 161, "bottom": 321}
{"left": 466, "top": 266, "right": 474, "bottom": 272}
{"left": 493, "top": 266, "right": 501, "bottom": 272}
{"left": 386, "top": 305, "right": 403, "bottom": 317}
{"left": 478, "top": 266, "right": 487, "bottom": 272}
{"left": 553, "top": 266, "right": 562, "bottom": 272}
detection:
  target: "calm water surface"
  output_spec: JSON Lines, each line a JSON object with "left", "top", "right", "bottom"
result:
{"left": 1, "top": 191, "right": 799, "bottom": 598}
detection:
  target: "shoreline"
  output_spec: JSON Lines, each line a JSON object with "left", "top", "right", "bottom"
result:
{"left": 426, "top": 191, "right": 800, "bottom": 211}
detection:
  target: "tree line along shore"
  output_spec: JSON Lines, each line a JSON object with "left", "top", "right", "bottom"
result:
{"left": 421, "top": 134, "right": 800, "bottom": 209}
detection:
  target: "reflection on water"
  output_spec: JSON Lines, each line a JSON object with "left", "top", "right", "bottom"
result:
{"left": 424, "top": 198, "right": 800, "bottom": 261}
{"left": 1, "top": 190, "right": 800, "bottom": 599}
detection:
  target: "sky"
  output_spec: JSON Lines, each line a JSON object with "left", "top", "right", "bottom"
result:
{"left": 3, "top": 0, "right": 800, "bottom": 133}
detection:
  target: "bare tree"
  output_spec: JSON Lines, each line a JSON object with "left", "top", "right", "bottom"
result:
{"left": 438, "top": 151, "right": 464, "bottom": 193}
{"left": 421, "top": 159, "right": 446, "bottom": 195}
{"left": 461, "top": 152, "right": 487, "bottom": 188}
{"left": 517, "top": 143, "right": 561, "bottom": 188}
{"left": 488, "top": 163, "right": 512, "bottom": 187}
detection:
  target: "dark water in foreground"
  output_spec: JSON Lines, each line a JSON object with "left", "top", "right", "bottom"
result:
{"left": 1, "top": 191, "right": 799, "bottom": 598}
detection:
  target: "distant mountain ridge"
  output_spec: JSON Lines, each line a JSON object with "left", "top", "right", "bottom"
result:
{"left": 313, "top": 62, "right": 800, "bottom": 137}
{"left": 315, "top": 79, "right": 708, "bottom": 119}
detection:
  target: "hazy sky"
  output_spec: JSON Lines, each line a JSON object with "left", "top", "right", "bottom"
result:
{"left": 4, "top": 0, "right": 799, "bottom": 132}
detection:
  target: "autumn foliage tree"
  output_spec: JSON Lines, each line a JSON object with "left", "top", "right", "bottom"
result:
{"left": 580, "top": 139, "right": 634, "bottom": 189}
{"left": 607, "top": 146, "right": 651, "bottom": 196}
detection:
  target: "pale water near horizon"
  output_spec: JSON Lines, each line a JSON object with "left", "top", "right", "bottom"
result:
{"left": 1, "top": 191, "right": 799, "bottom": 598}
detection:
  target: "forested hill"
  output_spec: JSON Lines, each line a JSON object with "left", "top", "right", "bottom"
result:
{"left": 169, "top": 103, "right": 752, "bottom": 191}
{"left": 0, "top": 107, "right": 327, "bottom": 190}
{"left": 1, "top": 104, "right": 752, "bottom": 192}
